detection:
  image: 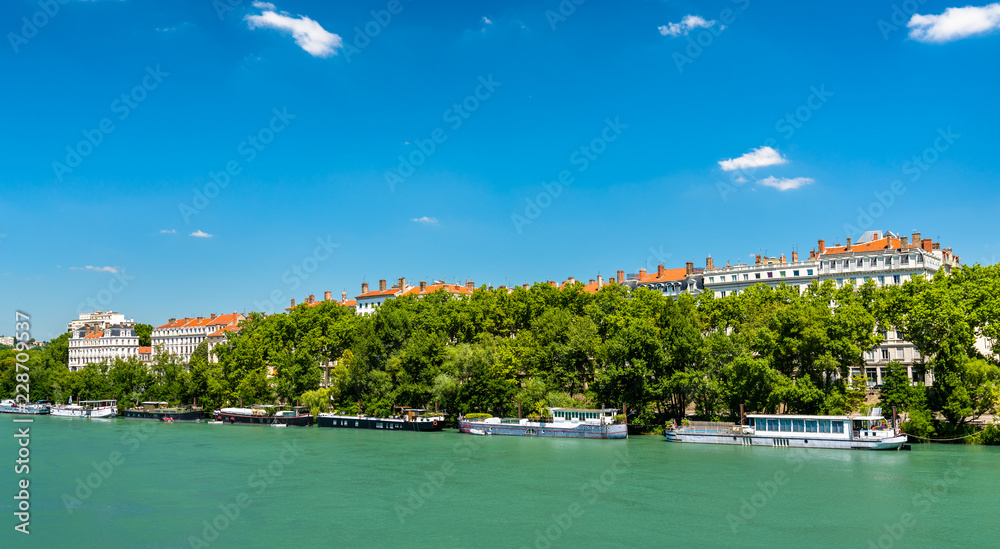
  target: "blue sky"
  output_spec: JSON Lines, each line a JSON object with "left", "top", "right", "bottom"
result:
{"left": 2, "top": 0, "right": 999, "bottom": 339}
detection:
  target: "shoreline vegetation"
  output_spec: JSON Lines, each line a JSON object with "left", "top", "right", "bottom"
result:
{"left": 3, "top": 265, "right": 999, "bottom": 444}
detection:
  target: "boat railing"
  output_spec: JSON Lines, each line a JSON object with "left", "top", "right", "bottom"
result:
{"left": 679, "top": 421, "right": 742, "bottom": 434}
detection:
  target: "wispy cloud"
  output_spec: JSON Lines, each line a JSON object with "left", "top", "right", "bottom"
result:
{"left": 411, "top": 216, "right": 439, "bottom": 225}
{"left": 719, "top": 146, "right": 788, "bottom": 171}
{"left": 908, "top": 3, "right": 1000, "bottom": 43}
{"left": 757, "top": 176, "right": 814, "bottom": 191}
{"left": 71, "top": 265, "right": 120, "bottom": 274}
{"left": 245, "top": 2, "right": 342, "bottom": 57}
{"left": 159, "top": 229, "right": 177, "bottom": 234}
{"left": 658, "top": 15, "right": 719, "bottom": 37}
{"left": 190, "top": 230, "right": 214, "bottom": 238}
{"left": 482, "top": 16, "right": 493, "bottom": 25}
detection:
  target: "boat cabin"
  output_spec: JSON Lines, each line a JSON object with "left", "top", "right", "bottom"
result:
{"left": 140, "top": 401, "right": 169, "bottom": 412}
{"left": 549, "top": 408, "right": 619, "bottom": 424}
{"left": 746, "top": 410, "right": 894, "bottom": 441}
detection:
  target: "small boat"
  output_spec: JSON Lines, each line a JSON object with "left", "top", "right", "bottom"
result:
{"left": 270, "top": 423, "right": 287, "bottom": 428}
{"left": 468, "top": 428, "right": 490, "bottom": 436}
{"left": 459, "top": 408, "right": 628, "bottom": 439}
{"left": 207, "top": 420, "right": 224, "bottom": 425}
{"left": 317, "top": 407, "right": 445, "bottom": 432}
{"left": 120, "top": 401, "right": 204, "bottom": 421}
{"left": 51, "top": 400, "right": 117, "bottom": 419}
{"left": 0, "top": 399, "right": 50, "bottom": 415}
{"left": 664, "top": 407, "right": 908, "bottom": 451}
{"left": 213, "top": 405, "right": 313, "bottom": 426}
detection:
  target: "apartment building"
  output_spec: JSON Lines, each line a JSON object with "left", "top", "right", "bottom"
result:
{"left": 151, "top": 313, "right": 244, "bottom": 364}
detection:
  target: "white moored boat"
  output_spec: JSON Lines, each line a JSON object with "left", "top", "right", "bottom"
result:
{"left": 665, "top": 408, "right": 908, "bottom": 451}
{"left": 51, "top": 399, "right": 118, "bottom": 419}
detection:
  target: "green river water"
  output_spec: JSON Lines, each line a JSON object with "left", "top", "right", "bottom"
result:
{"left": 2, "top": 416, "right": 996, "bottom": 548}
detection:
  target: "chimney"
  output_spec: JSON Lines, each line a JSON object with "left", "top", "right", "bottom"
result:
{"left": 168, "top": 318, "right": 176, "bottom": 324}
{"left": 901, "top": 236, "right": 909, "bottom": 249}
{"left": 933, "top": 242, "right": 940, "bottom": 250}
{"left": 197, "top": 316, "right": 204, "bottom": 321}
{"left": 290, "top": 299, "right": 295, "bottom": 307}
{"left": 792, "top": 251, "right": 799, "bottom": 262}
{"left": 362, "top": 282, "right": 370, "bottom": 293}
{"left": 420, "top": 281, "right": 427, "bottom": 292}
{"left": 325, "top": 291, "right": 332, "bottom": 301}
{"left": 617, "top": 270, "right": 625, "bottom": 283}
{"left": 308, "top": 294, "right": 315, "bottom": 304}
{"left": 912, "top": 232, "right": 921, "bottom": 245}
{"left": 685, "top": 261, "right": 694, "bottom": 276}
{"left": 597, "top": 274, "right": 604, "bottom": 287}
{"left": 589, "top": 279, "right": 595, "bottom": 285}
{"left": 523, "top": 283, "right": 529, "bottom": 290}
{"left": 846, "top": 237, "right": 852, "bottom": 251}
{"left": 342, "top": 291, "right": 347, "bottom": 301}
{"left": 639, "top": 268, "right": 647, "bottom": 278}
{"left": 399, "top": 277, "right": 406, "bottom": 290}
{"left": 780, "top": 254, "right": 786, "bottom": 264}
{"left": 466, "top": 280, "right": 475, "bottom": 291}
{"left": 211, "top": 313, "right": 216, "bottom": 320}
{"left": 379, "top": 279, "right": 386, "bottom": 291}
{"left": 922, "top": 238, "right": 933, "bottom": 252}
{"left": 657, "top": 264, "right": 666, "bottom": 277}
{"left": 549, "top": 281, "right": 556, "bottom": 287}
{"left": 818, "top": 239, "right": 826, "bottom": 254}
{"left": 706, "top": 256, "right": 714, "bottom": 270}
{"left": 567, "top": 277, "right": 576, "bottom": 284}
{"left": 755, "top": 254, "right": 762, "bottom": 265}
{"left": 489, "top": 285, "right": 494, "bottom": 291}
{"left": 809, "top": 250, "right": 816, "bottom": 260}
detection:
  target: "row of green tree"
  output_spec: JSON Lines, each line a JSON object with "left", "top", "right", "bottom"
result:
{"left": 3, "top": 265, "right": 998, "bottom": 440}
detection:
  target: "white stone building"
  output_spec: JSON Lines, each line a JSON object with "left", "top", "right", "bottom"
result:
{"left": 151, "top": 313, "right": 244, "bottom": 364}
{"left": 67, "top": 311, "right": 129, "bottom": 332}
{"left": 68, "top": 322, "right": 139, "bottom": 371}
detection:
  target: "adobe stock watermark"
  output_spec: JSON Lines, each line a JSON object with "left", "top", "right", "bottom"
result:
{"left": 75, "top": 268, "right": 136, "bottom": 315}
{"left": 718, "top": 84, "right": 833, "bottom": 201}
{"left": 179, "top": 107, "right": 295, "bottom": 223}
{"left": 545, "top": 0, "right": 586, "bottom": 31}
{"left": 877, "top": 0, "right": 928, "bottom": 41}
{"left": 52, "top": 65, "right": 169, "bottom": 182}
{"left": 343, "top": 0, "right": 412, "bottom": 62}
{"left": 252, "top": 236, "right": 339, "bottom": 314}
{"left": 518, "top": 449, "right": 632, "bottom": 549}
{"left": 511, "top": 117, "right": 627, "bottom": 234}
{"left": 726, "top": 450, "right": 805, "bottom": 533}
{"left": 384, "top": 75, "right": 502, "bottom": 191}
{"left": 62, "top": 423, "right": 157, "bottom": 514}
{"left": 843, "top": 127, "right": 958, "bottom": 237}
{"left": 7, "top": 0, "right": 71, "bottom": 53}
{"left": 186, "top": 441, "right": 304, "bottom": 548}
{"left": 672, "top": 0, "right": 750, "bottom": 73}
{"left": 394, "top": 435, "right": 488, "bottom": 523}
{"left": 864, "top": 458, "right": 968, "bottom": 549}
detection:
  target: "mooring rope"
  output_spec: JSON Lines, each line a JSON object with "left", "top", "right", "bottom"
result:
{"left": 902, "top": 431, "right": 982, "bottom": 442}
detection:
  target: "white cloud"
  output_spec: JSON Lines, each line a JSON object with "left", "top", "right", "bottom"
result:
{"left": 482, "top": 16, "right": 493, "bottom": 25}
{"left": 159, "top": 229, "right": 177, "bottom": 234}
{"left": 734, "top": 176, "right": 748, "bottom": 183}
{"left": 245, "top": 3, "right": 342, "bottom": 57}
{"left": 190, "top": 230, "right": 214, "bottom": 238}
{"left": 756, "top": 176, "right": 814, "bottom": 191}
{"left": 411, "top": 216, "right": 439, "bottom": 224}
{"left": 718, "top": 146, "right": 788, "bottom": 171}
{"left": 909, "top": 3, "right": 1000, "bottom": 43}
{"left": 71, "top": 265, "right": 120, "bottom": 274}
{"left": 658, "top": 15, "right": 719, "bottom": 37}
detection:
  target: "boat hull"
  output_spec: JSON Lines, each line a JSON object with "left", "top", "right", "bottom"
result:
{"left": 459, "top": 420, "right": 628, "bottom": 439}
{"left": 51, "top": 407, "right": 117, "bottom": 418}
{"left": 664, "top": 430, "right": 908, "bottom": 450}
{"left": 317, "top": 415, "right": 444, "bottom": 431}
{"left": 121, "top": 409, "right": 205, "bottom": 421}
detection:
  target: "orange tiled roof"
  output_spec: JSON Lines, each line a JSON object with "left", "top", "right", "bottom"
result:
{"left": 138, "top": 346, "right": 152, "bottom": 354}
{"left": 357, "top": 288, "right": 403, "bottom": 299}
{"left": 208, "top": 326, "right": 242, "bottom": 337}
{"left": 84, "top": 331, "right": 105, "bottom": 338}
{"left": 635, "top": 267, "right": 689, "bottom": 284}
{"left": 822, "top": 236, "right": 917, "bottom": 255}
{"left": 340, "top": 299, "right": 357, "bottom": 306}
{"left": 155, "top": 313, "right": 242, "bottom": 329}
{"left": 286, "top": 297, "right": 359, "bottom": 311}
{"left": 400, "top": 283, "right": 473, "bottom": 297}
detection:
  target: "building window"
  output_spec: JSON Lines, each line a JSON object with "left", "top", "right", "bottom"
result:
{"left": 793, "top": 270, "right": 800, "bottom": 277}
{"left": 878, "top": 275, "right": 885, "bottom": 285}
{"left": 720, "top": 291, "right": 726, "bottom": 297}
{"left": 767, "top": 419, "right": 779, "bottom": 431}
{"left": 832, "top": 421, "right": 845, "bottom": 434}
{"left": 743, "top": 274, "right": 749, "bottom": 280}
{"left": 901, "top": 255, "right": 909, "bottom": 265}
{"left": 805, "top": 421, "right": 818, "bottom": 433}
{"left": 886, "top": 257, "right": 892, "bottom": 267}
{"left": 893, "top": 275, "right": 901, "bottom": 284}
{"left": 755, "top": 273, "right": 761, "bottom": 279}
{"left": 780, "top": 271, "right": 786, "bottom": 277}
{"left": 792, "top": 420, "right": 804, "bottom": 432}
{"left": 807, "top": 269, "right": 814, "bottom": 276}
{"left": 767, "top": 272, "right": 774, "bottom": 278}
{"left": 882, "top": 349, "right": 890, "bottom": 360}
{"left": 709, "top": 277, "right": 715, "bottom": 283}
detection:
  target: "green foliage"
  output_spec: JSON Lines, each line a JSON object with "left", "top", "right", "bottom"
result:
{"left": 465, "top": 413, "right": 492, "bottom": 420}
{"left": 135, "top": 323, "right": 153, "bottom": 347}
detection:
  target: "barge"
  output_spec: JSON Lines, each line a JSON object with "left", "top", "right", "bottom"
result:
{"left": 317, "top": 407, "right": 445, "bottom": 431}
{"left": 665, "top": 409, "right": 907, "bottom": 450}
{"left": 459, "top": 407, "right": 627, "bottom": 439}
{"left": 121, "top": 401, "right": 205, "bottom": 421}
{"left": 213, "top": 405, "right": 313, "bottom": 426}
{"left": 0, "top": 399, "right": 50, "bottom": 415}
{"left": 51, "top": 399, "right": 117, "bottom": 418}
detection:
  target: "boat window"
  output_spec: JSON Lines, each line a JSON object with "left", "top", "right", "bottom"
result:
{"left": 805, "top": 421, "right": 817, "bottom": 433}
{"left": 832, "top": 421, "right": 844, "bottom": 434}
{"left": 779, "top": 419, "right": 791, "bottom": 432}
{"left": 819, "top": 420, "right": 831, "bottom": 433}
{"left": 766, "top": 419, "right": 779, "bottom": 431}
{"left": 792, "top": 420, "right": 804, "bottom": 432}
